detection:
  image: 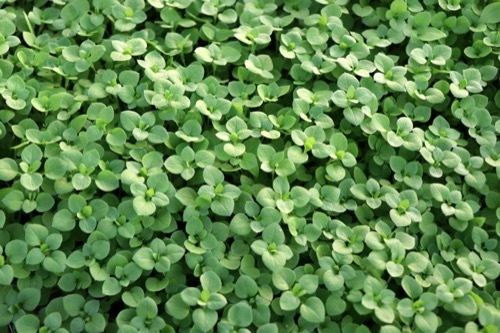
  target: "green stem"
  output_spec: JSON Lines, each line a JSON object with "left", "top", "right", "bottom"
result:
{"left": 275, "top": 31, "right": 281, "bottom": 53}
{"left": 432, "top": 68, "right": 450, "bottom": 74}
{"left": 12, "top": 141, "right": 30, "bottom": 150}
{"left": 23, "top": 11, "right": 35, "bottom": 35}
{"left": 37, "top": 23, "right": 44, "bottom": 36}
{"left": 186, "top": 12, "right": 210, "bottom": 24}
{"left": 146, "top": 40, "right": 169, "bottom": 55}
{"left": 180, "top": 51, "right": 186, "bottom": 66}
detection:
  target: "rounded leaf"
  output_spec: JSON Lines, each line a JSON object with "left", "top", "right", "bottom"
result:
{"left": 0, "top": 158, "right": 18, "bottom": 181}
{"left": 228, "top": 302, "right": 253, "bottom": 327}
{"left": 193, "top": 308, "right": 218, "bottom": 332}
{"left": 300, "top": 297, "right": 325, "bottom": 323}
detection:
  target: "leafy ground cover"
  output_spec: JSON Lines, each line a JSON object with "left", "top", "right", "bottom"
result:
{"left": 0, "top": 0, "right": 500, "bottom": 332}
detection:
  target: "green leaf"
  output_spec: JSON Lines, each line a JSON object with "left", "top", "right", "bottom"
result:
{"left": 181, "top": 287, "right": 201, "bottom": 306}
{"left": 0, "top": 158, "right": 18, "bottom": 181}
{"left": 256, "top": 324, "right": 279, "bottom": 333}
{"left": 44, "top": 312, "right": 62, "bottom": 329}
{"left": 415, "top": 312, "right": 439, "bottom": 333}
{"left": 280, "top": 291, "right": 301, "bottom": 311}
{"left": 133, "top": 197, "right": 156, "bottom": 216}
{"left": 133, "top": 248, "right": 155, "bottom": 270}
{"left": 120, "top": 111, "right": 141, "bottom": 131}
{"left": 20, "top": 173, "right": 43, "bottom": 191}
{"left": 372, "top": 114, "right": 390, "bottom": 132}
{"left": 235, "top": 275, "right": 258, "bottom": 298}
{"left": 195, "top": 151, "right": 215, "bottom": 168}
{"left": 375, "top": 304, "right": 395, "bottom": 323}
{"left": 137, "top": 297, "right": 158, "bottom": 319}
{"left": 203, "top": 166, "right": 224, "bottom": 185}
{"left": 43, "top": 251, "right": 66, "bottom": 273}
{"left": 36, "top": 193, "right": 55, "bottom": 212}
{"left": 263, "top": 223, "right": 285, "bottom": 244}
{"left": 211, "top": 196, "right": 234, "bottom": 216}
{"left": 262, "top": 251, "right": 286, "bottom": 272}
{"left": 0, "top": 265, "right": 13, "bottom": 285}
{"left": 224, "top": 143, "right": 246, "bottom": 157}
{"left": 300, "top": 297, "right": 326, "bottom": 323}
{"left": 26, "top": 248, "right": 44, "bottom": 265}
{"left": 21, "top": 144, "right": 43, "bottom": 165}
{"left": 166, "top": 294, "right": 190, "bottom": 320}
{"left": 479, "top": 3, "right": 500, "bottom": 23}
{"left": 402, "top": 276, "right": 422, "bottom": 299}
{"left": 18, "top": 288, "right": 41, "bottom": 311}
{"left": 107, "top": 128, "right": 127, "bottom": 146}
{"left": 201, "top": 271, "right": 222, "bottom": 292}
{"left": 5, "top": 239, "right": 28, "bottom": 264}
{"left": 455, "top": 202, "right": 473, "bottom": 221}
{"left": 72, "top": 173, "right": 92, "bottom": 191}
{"left": 405, "top": 252, "right": 428, "bottom": 273}
{"left": 102, "top": 277, "right": 122, "bottom": 296}
{"left": 96, "top": 170, "right": 119, "bottom": 191}
{"left": 68, "top": 194, "right": 86, "bottom": 213}
{"left": 165, "top": 156, "right": 185, "bottom": 174}
{"left": 2, "top": 190, "right": 24, "bottom": 211}
{"left": 193, "top": 308, "right": 218, "bottom": 332}
{"left": 207, "top": 293, "right": 227, "bottom": 310}
{"left": 228, "top": 302, "right": 253, "bottom": 327}
{"left": 53, "top": 209, "right": 76, "bottom": 232}
{"left": 63, "top": 294, "right": 85, "bottom": 316}
{"left": 451, "top": 295, "right": 477, "bottom": 316}
{"left": 14, "top": 314, "right": 40, "bottom": 333}
{"left": 419, "top": 28, "right": 447, "bottom": 41}
{"left": 306, "top": 27, "right": 329, "bottom": 45}
{"left": 175, "top": 187, "right": 197, "bottom": 206}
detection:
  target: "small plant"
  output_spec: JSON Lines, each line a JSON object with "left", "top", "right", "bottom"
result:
{"left": 0, "top": 0, "right": 499, "bottom": 332}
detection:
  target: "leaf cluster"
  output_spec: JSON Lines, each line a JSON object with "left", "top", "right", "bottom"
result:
{"left": 0, "top": 0, "right": 499, "bottom": 332}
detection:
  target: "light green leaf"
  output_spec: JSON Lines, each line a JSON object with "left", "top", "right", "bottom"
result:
{"left": 133, "top": 248, "right": 155, "bottom": 270}
{"left": 455, "top": 202, "right": 473, "bottom": 221}
{"left": 211, "top": 196, "right": 234, "bottom": 216}
{"left": 14, "top": 314, "right": 40, "bottom": 333}
{"left": 300, "top": 297, "right": 326, "bottom": 323}
{"left": 2, "top": 190, "right": 24, "bottom": 211}
{"left": 201, "top": 271, "right": 222, "bottom": 292}
{"left": 133, "top": 197, "right": 156, "bottom": 216}
{"left": 203, "top": 166, "right": 224, "bottom": 185}
{"left": 262, "top": 251, "right": 286, "bottom": 272}
{"left": 102, "top": 277, "right": 122, "bottom": 296}
{"left": 165, "top": 156, "right": 185, "bottom": 174}
{"left": 72, "top": 173, "right": 92, "bottom": 191}
{"left": 0, "top": 265, "right": 13, "bottom": 285}
{"left": 280, "top": 291, "right": 301, "bottom": 311}
{"left": 52, "top": 209, "right": 76, "bottom": 232}
{"left": 5, "top": 239, "right": 28, "bottom": 264}
{"left": 137, "top": 297, "right": 158, "bottom": 319}
{"left": 21, "top": 144, "right": 43, "bottom": 165}
{"left": 20, "top": 173, "right": 43, "bottom": 191}
{"left": 193, "top": 308, "right": 218, "bottom": 332}
{"left": 228, "top": 302, "right": 253, "bottom": 327}
{"left": 0, "top": 158, "right": 18, "bottom": 181}
{"left": 96, "top": 170, "right": 119, "bottom": 192}
{"left": 479, "top": 3, "right": 500, "bottom": 23}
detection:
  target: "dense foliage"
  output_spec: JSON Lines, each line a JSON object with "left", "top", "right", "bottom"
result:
{"left": 0, "top": 0, "right": 499, "bottom": 332}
